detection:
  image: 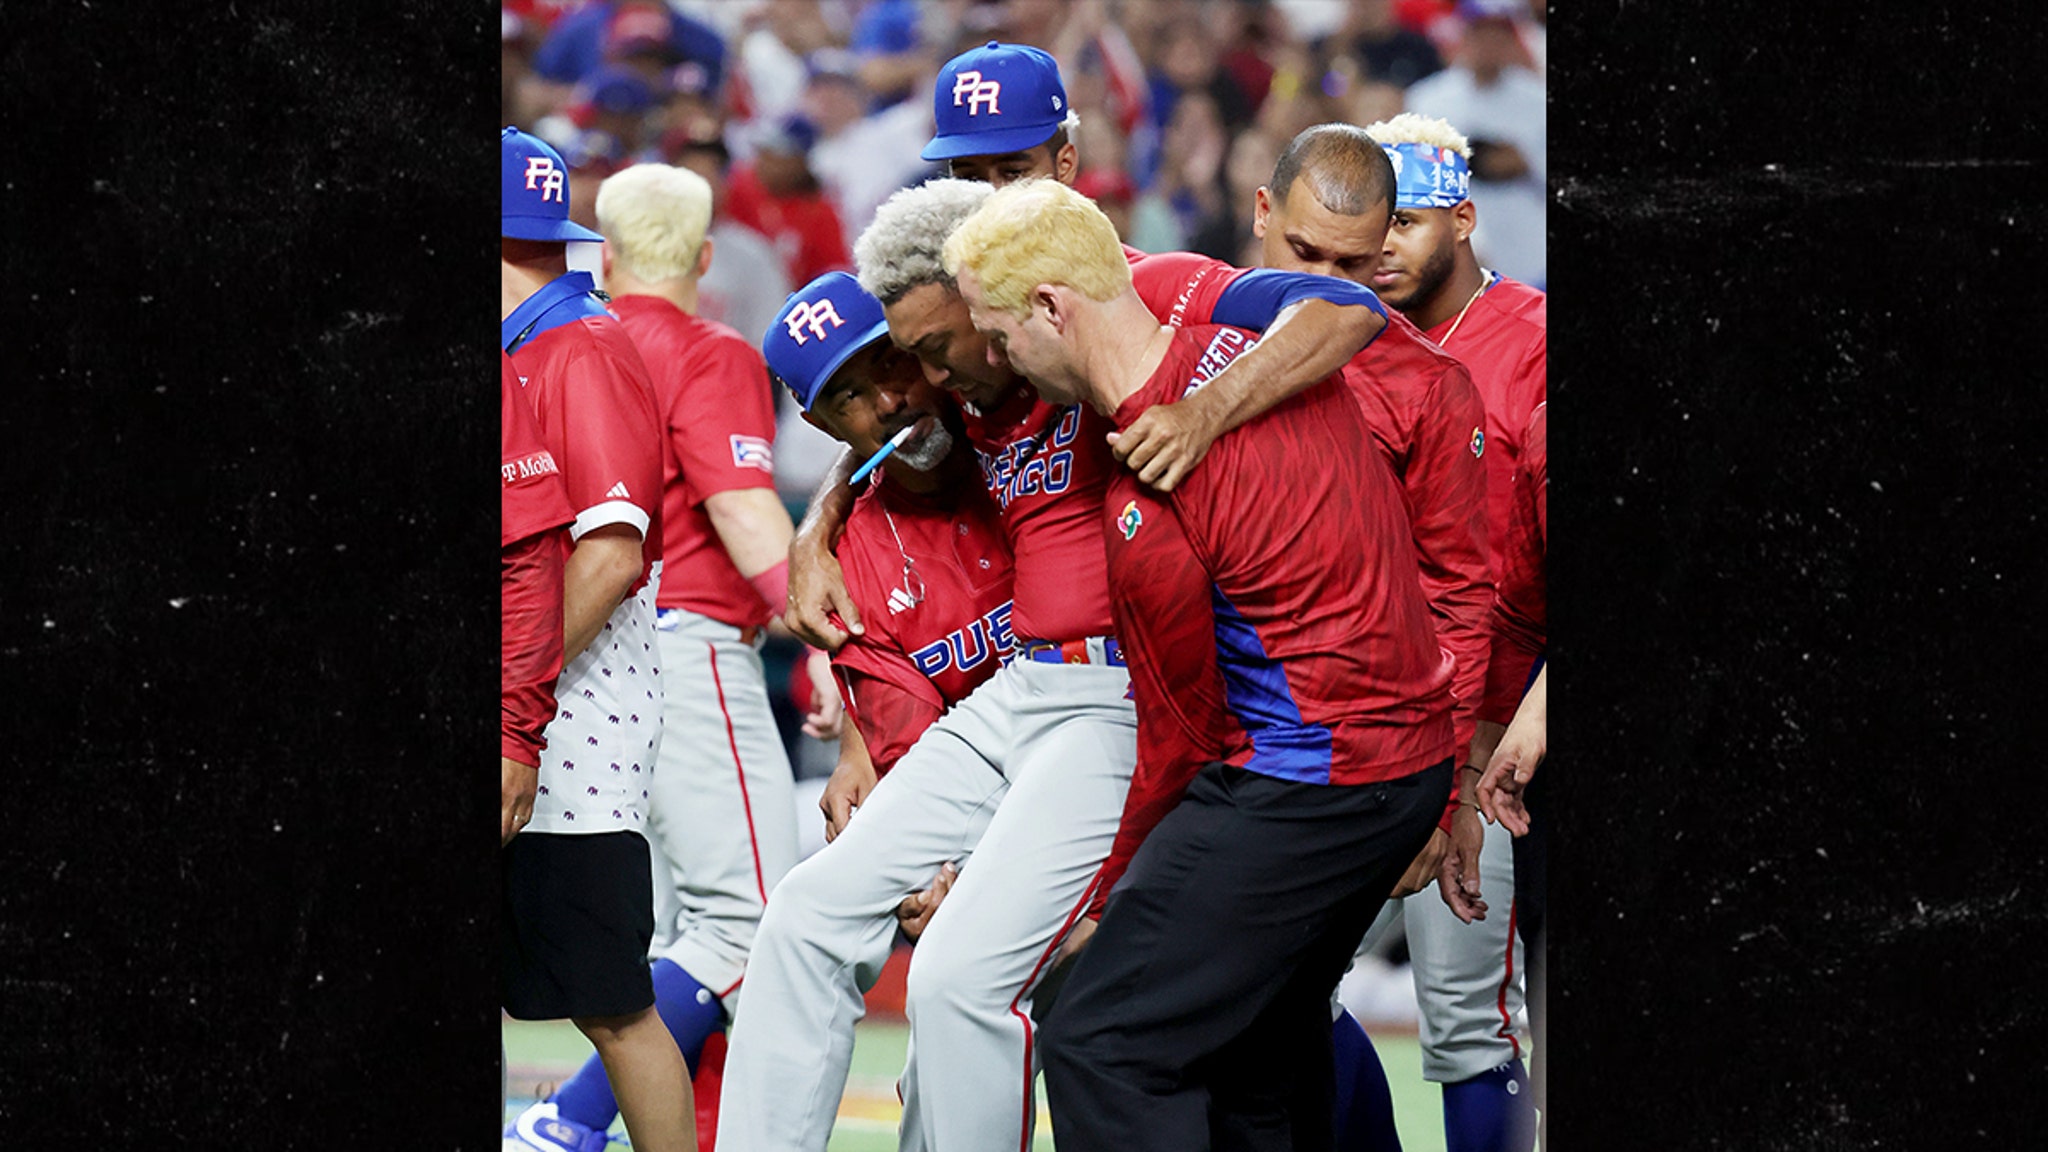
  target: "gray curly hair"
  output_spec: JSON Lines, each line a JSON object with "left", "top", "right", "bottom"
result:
{"left": 853, "top": 178, "right": 996, "bottom": 305}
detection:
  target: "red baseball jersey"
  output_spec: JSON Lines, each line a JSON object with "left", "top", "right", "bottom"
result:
{"left": 1127, "top": 249, "right": 1494, "bottom": 759}
{"left": 507, "top": 282, "right": 665, "bottom": 597}
{"left": 502, "top": 352, "right": 574, "bottom": 767}
{"left": 1424, "top": 274, "right": 1546, "bottom": 575}
{"left": 609, "top": 295, "right": 781, "bottom": 630}
{"left": 830, "top": 473, "right": 1016, "bottom": 773}
{"left": 1096, "top": 325, "right": 1456, "bottom": 898}
{"left": 960, "top": 387, "right": 1119, "bottom": 644}
{"left": 1483, "top": 401, "right": 1546, "bottom": 724}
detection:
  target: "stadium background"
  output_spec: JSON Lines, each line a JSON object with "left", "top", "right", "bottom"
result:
{"left": 500, "top": 1, "right": 1547, "bottom": 1147}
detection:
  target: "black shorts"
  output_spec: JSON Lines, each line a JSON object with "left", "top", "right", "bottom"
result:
{"left": 501, "top": 830, "right": 657, "bottom": 1021}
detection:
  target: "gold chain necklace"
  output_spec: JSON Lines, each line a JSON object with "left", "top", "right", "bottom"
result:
{"left": 1437, "top": 269, "right": 1497, "bottom": 346}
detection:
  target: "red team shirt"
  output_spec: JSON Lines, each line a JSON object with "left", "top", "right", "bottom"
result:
{"left": 830, "top": 474, "right": 1016, "bottom": 773}
{"left": 1126, "top": 249, "right": 1493, "bottom": 757}
{"left": 508, "top": 302, "right": 665, "bottom": 595}
{"left": 1483, "top": 402, "right": 1546, "bottom": 724}
{"left": 1095, "top": 325, "right": 1457, "bottom": 899}
{"left": 1425, "top": 275, "right": 1546, "bottom": 576}
{"left": 960, "top": 388, "right": 1121, "bottom": 645}
{"left": 501, "top": 351, "right": 575, "bottom": 767}
{"left": 608, "top": 295, "right": 781, "bottom": 630}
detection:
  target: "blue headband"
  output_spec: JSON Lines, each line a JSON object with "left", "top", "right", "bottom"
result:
{"left": 1382, "top": 141, "right": 1471, "bottom": 209}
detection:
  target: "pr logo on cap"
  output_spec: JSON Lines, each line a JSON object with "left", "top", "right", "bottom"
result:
{"left": 524, "top": 156, "right": 566, "bottom": 203}
{"left": 783, "top": 299, "right": 847, "bottom": 345}
{"left": 952, "top": 70, "right": 1002, "bottom": 115}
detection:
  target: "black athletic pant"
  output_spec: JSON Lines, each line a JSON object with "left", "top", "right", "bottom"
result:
{"left": 1040, "top": 758, "right": 1453, "bottom": 1152}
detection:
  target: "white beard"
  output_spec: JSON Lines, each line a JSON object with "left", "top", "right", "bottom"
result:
{"left": 894, "top": 423, "right": 955, "bottom": 471}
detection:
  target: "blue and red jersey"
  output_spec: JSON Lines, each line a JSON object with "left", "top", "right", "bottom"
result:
{"left": 1127, "top": 249, "right": 1493, "bottom": 760}
{"left": 959, "top": 386, "right": 1121, "bottom": 645}
{"left": 831, "top": 469, "right": 1017, "bottom": 773}
{"left": 1096, "top": 324, "right": 1456, "bottom": 898}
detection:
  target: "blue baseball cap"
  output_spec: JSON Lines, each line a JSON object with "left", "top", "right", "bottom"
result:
{"left": 502, "top": 127, "right": 604, "bottom": 242}
{"left": 763, "top": 273, "right": 894, "bottom": 411}
{"left": 922, "top": 41, "right": 1068, "bottom": 162}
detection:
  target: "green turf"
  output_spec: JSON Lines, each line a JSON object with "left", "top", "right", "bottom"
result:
{"left": 504, "top": 1015, "right": 1447, "bottom": 1151}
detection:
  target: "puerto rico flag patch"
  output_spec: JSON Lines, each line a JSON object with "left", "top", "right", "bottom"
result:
{"left": 730, "top": 435, "right": 774, "bottom": 472}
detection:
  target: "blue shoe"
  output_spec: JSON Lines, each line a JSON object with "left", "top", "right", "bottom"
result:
{"left": 503, "top": 1101, "right": 619, "bottom": 1152}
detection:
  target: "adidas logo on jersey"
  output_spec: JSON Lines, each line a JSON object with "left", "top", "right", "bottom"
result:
{"left": 605, "top": 481, "right": 631, "bottom": 499}
{"left": 887, "top": 587, "right": 918, "bottom": 615}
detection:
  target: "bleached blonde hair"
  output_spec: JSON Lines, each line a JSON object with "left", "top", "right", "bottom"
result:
{"left": 940, "top": 178, "right": 1130, "bottom": 320}
{"left": 1364, "top": 113, "right": 1472, "bottom": 159}
{"left": 594, "top": 163, "right": 713, "bottom": 283}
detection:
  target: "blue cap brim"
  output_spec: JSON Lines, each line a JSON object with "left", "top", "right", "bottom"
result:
{"left": 920, "top": 121, "right": 1061, "bottom": 162}
{"left": 502, "top": 215, "right": 606, "bottom": 243}
{"left": 796, "top": 317, "right": 894, "bottom": 411}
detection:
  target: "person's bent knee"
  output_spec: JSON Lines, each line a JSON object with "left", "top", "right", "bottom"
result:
{"left": 573, "top": 1005, "right": 658, "bottom": 1049}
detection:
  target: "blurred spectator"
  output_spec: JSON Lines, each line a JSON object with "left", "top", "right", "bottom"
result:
{"left": 1139, "top": 88, "right": 1233, "bottom": 255}
{"left": 534, "top": 64, "right": 662, "bottom": 234}
{"left": 1199, "top": 125, "right": 1284, "bottom": 267}
{"left": 504, "top": 10, "right": 542, "bottom": 126}
{"left": 1403, "top": 1, "right": 1546, "bottom": 287}
{"left": 1148, "top": 18, "right": 1258, "bottom": 138}
{"left": 802, "top": 48, "right": 938, "bottom": 236}
{"left": 1317, "top": 0, "right": 1444, "bottom": 90}
{"left": 663, "top": 118, "right": 793, "bottom": 348}
{"left": 523, "top": 1, "right": 728, "bottom": 121}
{"left": 1075, "top": 167, "right": 1138, "bottom": 242}
{"left": 1214, "top": 0, "right": 1288, "bottom": 110}
{"left": 849, "top": 0, "right": 935, "bottom": 108}
{"left": 735, "top": 0, "right": 848, "bottom": 128}
{"left": 724, "top": 116, "right": 855, "bottom": 287}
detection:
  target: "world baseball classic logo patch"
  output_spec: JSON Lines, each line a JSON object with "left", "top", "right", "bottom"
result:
{"left": 1118, "top": 500, "right": 1143, "bottom": 540}
{"left": 1469, "top": 427, "right": 1485, "bottom": 458}
{"left": 730, "top": 434, "right": 774, "bottom": 472}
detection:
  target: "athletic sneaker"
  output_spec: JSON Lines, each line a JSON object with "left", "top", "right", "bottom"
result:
{"left": 502, "top": 1101, "right": 618, "bottom": 1152}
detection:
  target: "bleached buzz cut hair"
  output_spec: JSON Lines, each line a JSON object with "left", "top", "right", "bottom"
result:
{"left": 594, "top": 163, "right": 714, "bottom": 283}
{"left": 941, "top": 178, "right": 1130, "bottom": 320}
{"left": 1363, "top": 112, "right": 1472, "bottom": 158}
{"left": 853, "top": 178, "right": 995, "bottom": 305}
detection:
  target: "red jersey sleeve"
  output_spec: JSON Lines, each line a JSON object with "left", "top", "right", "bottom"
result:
{"left": 502, "top": 530, "right": 566, "bottom": 766}
{"left": 1483, "top": 403, "right": 1547, "bottom": 723}
{"left": 1399, "top": 360, "right": 1495, "bottom": 762}
{"left": 673, "top": 332, "right": 780, "bottom": 503}
{"left": 1126, "top": 249, "right": 1244, "bottom": 329}
{"left": 833, "top": 663, "right": 946, "bottom": 776}
{"left": 501, "top": 352, "right": 573, "bottom": 766}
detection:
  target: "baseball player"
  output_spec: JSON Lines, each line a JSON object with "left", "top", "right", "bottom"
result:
{"left": 502, "top": 348, "right": 573, "bottom": 847}
{"left": 498, "top": 127, "right": 693, "bottom": 1152}
{"left": 726, "top": 269, "right": 1125, "bottom": 1152}
{"left": 1337, "top": 113, "right": 1547, "bottom": 1152}
{"left": 942, "top": 176, "right": 1457, "bottom": 1152}
{"left": 1473, "top": 401, "right": 1548, "bottom": 1139}
{"left": 505, "top": 161, "right": 807, "bottom": 1152}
